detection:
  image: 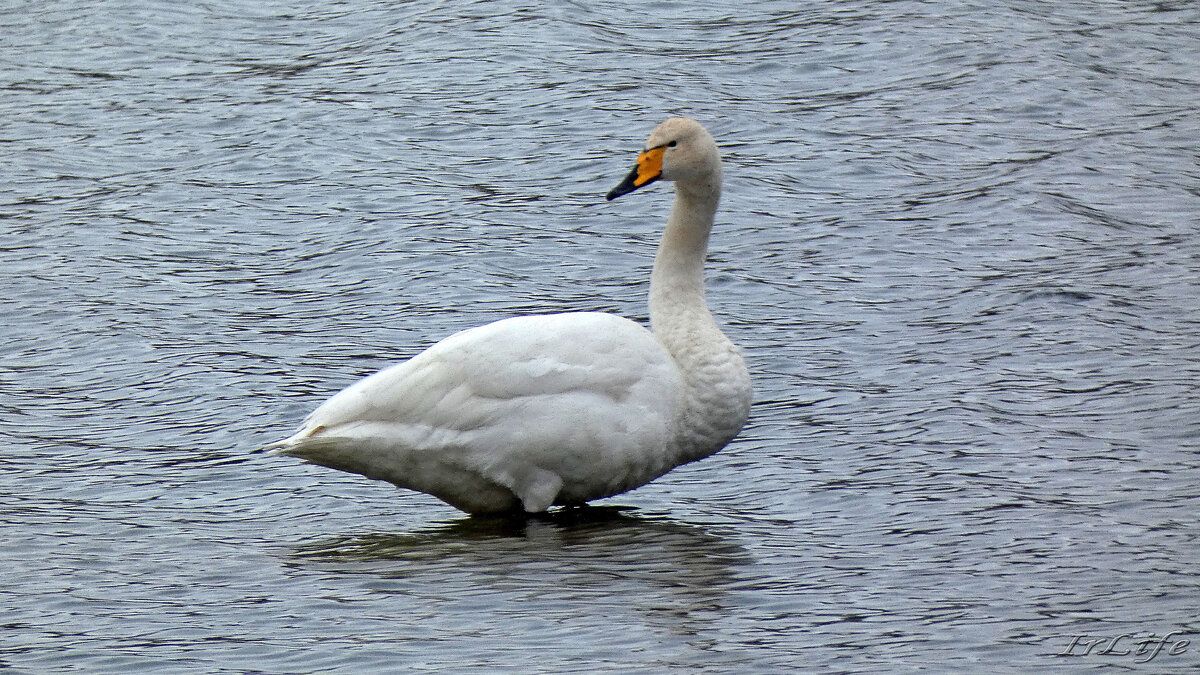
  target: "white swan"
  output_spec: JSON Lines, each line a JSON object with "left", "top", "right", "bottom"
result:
{"left": 268, "top": 118, "right": 751, "bottom": 515}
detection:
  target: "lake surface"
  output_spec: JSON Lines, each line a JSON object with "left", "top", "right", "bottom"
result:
{"left": 3, "top": 0, "right": 1199, "bottom": 672}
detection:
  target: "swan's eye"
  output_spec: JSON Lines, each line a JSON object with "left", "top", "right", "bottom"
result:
{"left": 667, "top": 140, "right": 677, "bottom": 148}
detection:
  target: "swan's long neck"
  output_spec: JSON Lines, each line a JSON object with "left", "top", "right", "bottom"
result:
{"left": 648, "top": 183, "right": 719, "bottom": 332}
{"left": 649, "top": 178, "right": 750, "bottom": 464}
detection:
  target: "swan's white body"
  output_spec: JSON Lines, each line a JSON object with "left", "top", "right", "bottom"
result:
{"left": 269, "top": 118, "right": 751, "bottom": 514}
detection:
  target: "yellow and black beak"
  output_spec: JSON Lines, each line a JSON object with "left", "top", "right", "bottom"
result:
{"left": 606, "top": 144, "right": 667, "bottom": 201}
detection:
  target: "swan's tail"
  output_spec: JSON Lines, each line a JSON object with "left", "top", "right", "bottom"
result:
{"left": 264, "top": 423, "right": 535, "bottom": 515}
{"left": 263, "top": 424, "right": 400, "bottom": 481}
{"left": 263, "top": 425, "right": 328, "bottom": 456}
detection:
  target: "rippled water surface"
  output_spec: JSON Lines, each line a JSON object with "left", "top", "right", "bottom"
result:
{"left": 4, "top": 0, "right": 1200, "bottom": 672}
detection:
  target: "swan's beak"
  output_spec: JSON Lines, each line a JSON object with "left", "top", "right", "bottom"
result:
{"left": 606, "top": 145, "right": 666, "bottom": 201}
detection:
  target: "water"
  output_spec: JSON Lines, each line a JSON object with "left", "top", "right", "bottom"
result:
{"left": 3, "top": 0, "right": 1199, "bottom": 671}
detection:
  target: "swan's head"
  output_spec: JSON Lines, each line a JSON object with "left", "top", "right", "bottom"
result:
{"left": 606, "top": 117, "right": 721, "bottom": 201}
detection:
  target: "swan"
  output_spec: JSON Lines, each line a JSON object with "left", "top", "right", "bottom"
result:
{"left": 268, "top": 118, "right": 751, "bottom": 515}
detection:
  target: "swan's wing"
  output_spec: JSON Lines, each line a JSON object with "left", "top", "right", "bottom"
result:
{"left": 272, "top": 312, "right": 683, "bottom": 512}
{"left": 303, "top": 312, "right": 678, "bottom": 430}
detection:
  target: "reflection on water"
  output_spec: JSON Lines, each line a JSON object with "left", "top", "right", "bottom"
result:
{"left": 287, "top": 508, "right": 753, "bottom": 670}
{"left": 292, "top": 506, "right": 745, "bottom": 585}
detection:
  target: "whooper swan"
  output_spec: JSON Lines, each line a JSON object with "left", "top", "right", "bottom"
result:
{"left": 268, "top": 118, "right": 751, "bottom": 515}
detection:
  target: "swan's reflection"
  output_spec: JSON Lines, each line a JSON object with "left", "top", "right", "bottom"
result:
{"left": 288, "top": 506, "right": 750, "bottom": 649}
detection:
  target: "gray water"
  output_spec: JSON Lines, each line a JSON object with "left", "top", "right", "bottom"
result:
{"left": 3, "top": 0, "right": 1199, "bottom": 672}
